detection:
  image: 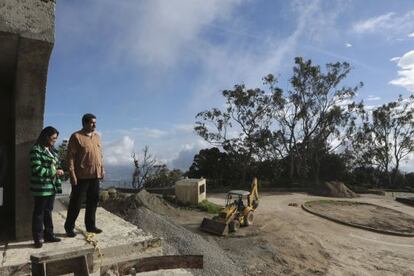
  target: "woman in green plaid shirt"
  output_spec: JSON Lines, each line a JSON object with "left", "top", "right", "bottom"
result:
{"left": 30, "top": 126, "right": 64, "bottom": 248}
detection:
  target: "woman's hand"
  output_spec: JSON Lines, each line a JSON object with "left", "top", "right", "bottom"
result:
{"left": 56, "top": 169, "right": 65, "bottom": 176}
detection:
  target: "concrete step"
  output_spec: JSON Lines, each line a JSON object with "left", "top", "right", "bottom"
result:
{"left": 0, "top": 198, "right": 162, "bottom": 275}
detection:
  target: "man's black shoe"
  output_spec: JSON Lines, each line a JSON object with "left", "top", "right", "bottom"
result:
{"left": 44, "top": 235, "right": 61, "bottom": 242}
{"left": 34, "top": 240, "right": 43, "bottom": 248}
{"left": 87, "top": 227, "right": 103, "bottom": 234}
{"left": 65, "top": 229, "right": 77, "bottom": 237}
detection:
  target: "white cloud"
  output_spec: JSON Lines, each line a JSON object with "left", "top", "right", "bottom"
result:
{"left": 114, "top": 0, "right": 243, "bottom": 69}
{"left": 173, "top": 124, "right": 195, "bottom": 133}
{"left": 190, "top": 0, "right": 339, "bottom": 109}
{"left": 169, "top": 139, "right": 210, "bottom": 171}
{"left": 366, "top": 95, "right": 381, "bottom": 101}
{"left": 116, "top": 128, "right": 168, "bottom": 139}
{"left": 336, "top": 99, "right": 354, "bottom": 107}
{"left": 396, "top": 50, "right": 414, "bottom": 68}
{"left": 352, "top": 10, "right": 414, "bottom": 39}
{"left": 399, "top": 97, "right": 414, "bottom": 115}
{"left": 104, "top": 124, "right": 209, "bottom": 170}
{"left": 353, "top": 12, "right": 395, "bottom": 33}
{"left": 400, "top": 153, "right": 414, "bottom": 173}
{"left": 345, "top": 43, "right": 352, "bottom": 48}
{"left": 390, "top": 57, "right": 400, "bottom": 62}
{"left": 408, "top": 32, "right": 414, "bottom": 38}
{"left": 140, "top": 128, "right": 168, "bottom": 138}
{"left": 364, "top": 105, "right": 377, "bottom": 112}
{"left": 389, "top": 50, "right": 414, "bottom": 92}
{"left": 305, "top": 45, "right": 379, "bottom": 72}
{"left": 104, "top": 136, "right": 135, "bottom": 166}
{"left": 58, "top": 1, "right": 245, "bottom": 75}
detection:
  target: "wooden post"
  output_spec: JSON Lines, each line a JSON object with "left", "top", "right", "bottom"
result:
{"left": 30, "top": 246, "right": 94, "bottom": 276}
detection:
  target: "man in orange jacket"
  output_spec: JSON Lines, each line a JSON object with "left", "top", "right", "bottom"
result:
{"left": 64, "top": 113, "right": 105, "bottom": 237}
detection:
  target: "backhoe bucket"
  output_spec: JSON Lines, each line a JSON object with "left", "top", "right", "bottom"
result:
{"left": 199, "top": 218, "right": 228, "bottom": 235}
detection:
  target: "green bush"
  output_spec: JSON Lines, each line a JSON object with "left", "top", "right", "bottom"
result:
{"left": 195, "top": 200, "right": 222, "bottom": 213}
{"left": 162, "top": 195, "right": 222, "bottom": 213}
{"left": 99, "top": 191, "right": 110, "bottom": 202}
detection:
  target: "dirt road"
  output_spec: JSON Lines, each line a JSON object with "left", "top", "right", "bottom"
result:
{"left": 173, "top": 192, "right": 414, "bottom": 275}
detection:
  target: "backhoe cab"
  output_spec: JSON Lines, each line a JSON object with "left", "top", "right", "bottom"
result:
{"left": 200, "top": 178, "right": 259, "bottom": 235}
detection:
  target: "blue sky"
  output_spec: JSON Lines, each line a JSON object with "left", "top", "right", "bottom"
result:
{"left": 44, "top": 0, "right": 414, "bottom": 172}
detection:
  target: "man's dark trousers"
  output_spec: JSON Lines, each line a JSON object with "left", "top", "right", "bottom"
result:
{"left": 64, "top": 179, "right": 99, "bottom": 231}
{"left": 32, "top": 195, "right": 55, "bottom": 241}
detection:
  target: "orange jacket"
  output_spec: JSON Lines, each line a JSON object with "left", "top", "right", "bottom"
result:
{"left": 66, "top": 130, "right": 104, "bottom": 180}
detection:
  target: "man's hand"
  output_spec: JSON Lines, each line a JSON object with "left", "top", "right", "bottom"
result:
{"left": 70, "top": 176, "right": 77, "bottom": 186}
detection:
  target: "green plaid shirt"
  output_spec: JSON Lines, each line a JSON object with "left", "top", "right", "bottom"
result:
{"left": 30, "top": 145, "right": 63, "bottom": 196}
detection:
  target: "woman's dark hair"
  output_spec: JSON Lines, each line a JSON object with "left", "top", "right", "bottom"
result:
{"left": 82, "top": 113, "right": 96, "bottom": 126}
{"left": 36, "top": 126, "right": 59, "bottom": 147}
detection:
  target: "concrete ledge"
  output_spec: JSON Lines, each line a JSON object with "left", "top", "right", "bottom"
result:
{"left": 0, "top": 200, "right": 162, "bottom": 275}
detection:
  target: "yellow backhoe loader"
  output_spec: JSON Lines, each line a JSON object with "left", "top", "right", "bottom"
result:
{"left": 200, "top": 178, "right": 259, "bottom": 235}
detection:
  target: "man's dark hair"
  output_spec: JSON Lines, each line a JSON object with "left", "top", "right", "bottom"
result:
{"left": 36, "top": 126, "right": 59, "bottom": 147}
{"left": 82, "top": 113, "right": 96, "bottom": 126}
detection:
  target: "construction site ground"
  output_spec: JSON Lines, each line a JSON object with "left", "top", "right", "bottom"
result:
{"left": 104, "top": 191, "right": 414, "bottom": 275}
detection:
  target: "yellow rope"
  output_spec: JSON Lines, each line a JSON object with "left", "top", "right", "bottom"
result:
{"left": 56, "top": 210, "right": 104, "bottom": 267}
{"left": 75, "top": 226, "right": 103, "bottom": 267}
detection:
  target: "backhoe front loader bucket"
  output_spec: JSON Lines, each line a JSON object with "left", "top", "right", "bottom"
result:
{"left": 199, "top": 218, "right": 228, "bottom": 235}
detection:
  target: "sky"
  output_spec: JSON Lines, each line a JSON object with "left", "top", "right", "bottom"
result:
{"left": 44, "top": 0, "right": 414, "bottom": 173}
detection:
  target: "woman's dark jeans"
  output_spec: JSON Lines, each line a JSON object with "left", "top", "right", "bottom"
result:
{"left": 32, "top": 195, "right": 55, "bottom": 242}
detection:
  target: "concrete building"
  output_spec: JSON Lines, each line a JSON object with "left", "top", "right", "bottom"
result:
{"left": 175, "top": 178, "right": 206, "bottom": 205}
{"left": 0, "top": 0, "right": 55, "bottom": 240}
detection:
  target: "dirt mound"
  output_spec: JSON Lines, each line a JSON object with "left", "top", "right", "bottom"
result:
{"left": 312, "top": 181, "right": 358, "bottom": 198}
{"left": 100, "top": 189, "right": 179, "bottom": 218}
{"left": 131, "top": 190, "right": 179, "bottom": 216}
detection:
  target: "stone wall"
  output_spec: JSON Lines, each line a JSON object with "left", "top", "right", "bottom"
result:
{"left": 0, "top": 0, "right": 55, "bottom": 240}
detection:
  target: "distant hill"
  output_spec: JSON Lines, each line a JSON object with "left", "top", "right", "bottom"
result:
{"left": 102, "top": 165, "right": 134, "bottom": 188}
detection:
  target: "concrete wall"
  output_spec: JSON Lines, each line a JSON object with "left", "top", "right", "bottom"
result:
{"left": 175, "top": 178, "right": 206, "bottom": 205}
{"left": 0, "top": 0, "right": 55, "bottom": 240}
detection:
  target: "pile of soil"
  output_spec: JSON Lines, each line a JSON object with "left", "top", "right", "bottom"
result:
{"left": 312, "top": 181, "right": 359, "bottom": 198}
{"left": 131, "top": 190, "right": 178, "bottom": 216}
{"left": 102, "top": 190, "right": 178, "bottom": 216}
{"left": 303, "top": 200, "right": 414, "bottom": 236}
{"left": 102, "top": 190, "right": 243, "bottom": 276}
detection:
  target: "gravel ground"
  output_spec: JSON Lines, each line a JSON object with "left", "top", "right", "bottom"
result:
{"left": 127, "top": 207, "right": 243, "bottom": 276}
{"left": 103, "top": 191, "right": 244, "bottom": 276}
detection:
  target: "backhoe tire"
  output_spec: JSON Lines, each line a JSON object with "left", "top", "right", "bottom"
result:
{"left": 244, "top": 211, "right": 254, "bottom": 226}
{"left": 229, "top": 220, "right": 240, "bottom": 233}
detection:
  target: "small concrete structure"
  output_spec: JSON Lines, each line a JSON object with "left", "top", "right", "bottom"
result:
{"left": 175, "top": 178, "right": 206, "bottom": 205}
{"left": 0, "top": 0, "right": 56, "bottom": 240}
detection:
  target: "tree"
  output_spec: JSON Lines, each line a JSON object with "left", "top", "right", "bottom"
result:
{"left": 276, "top": 58, "right": 362, "bottom": 185}
{"left": 56, "top": 139, "right": 69, "bottom": 180}
{"left": 145, "top": 165, "right": 183, "bottom": 188}
{"left": 131, "top": 146, "right": 182, "bottom": 189}
{"left": 195, "top": 78, "right": 283, "bottom": 184}
{"left": 131, "top": 145, "right": 157, "bottom": 189}
{"left": 195, "top": 57, "right": 362, "bottom": 186}
{"left": 56, "top": 139, "right": 68, "bottom": 166}
{"left": 188, "top": 147, "right": 231, "bottom": 187}
{"left": 352, "top": 95, "right": 414, "bottom": 187}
